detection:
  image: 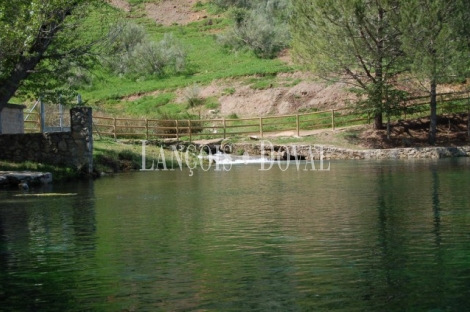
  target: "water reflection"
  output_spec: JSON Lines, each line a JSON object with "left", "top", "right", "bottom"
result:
{"left": 0, "top": 182, "right": 97, "bottom": 311}
{"left": 0, "top": 159, "right": 470, "bottom": 311}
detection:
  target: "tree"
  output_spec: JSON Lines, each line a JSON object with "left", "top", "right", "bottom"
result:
{"left": 291, "top": 0, "right": 404, "bottom": 129}
{"left": 0, "top": 0, "right": 106, "bottom": 111}
{"left": 399, "top": 0, "right": 470, "bottom": 144}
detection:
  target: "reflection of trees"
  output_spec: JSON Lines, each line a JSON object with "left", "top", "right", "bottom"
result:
{"left": 358, "top": 166, "right": 409, "bottom": 311}
{"left": 0, "top": 183, "right": 97, "bottom": 310}
{"left": 95, "top": 169, "right": 303, "bottom": 310}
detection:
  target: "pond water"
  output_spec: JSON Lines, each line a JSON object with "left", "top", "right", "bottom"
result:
{"left": 1, "top": 159, "right": 470, "bottom": 311}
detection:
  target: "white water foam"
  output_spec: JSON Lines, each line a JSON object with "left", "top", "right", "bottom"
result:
{"left": 199, "top": 152, "right": 277, "bottom": 165}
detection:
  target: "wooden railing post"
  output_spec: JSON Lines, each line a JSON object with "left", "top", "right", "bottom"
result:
{"left": 296, "top": 114, "right": 300, "bottom": 137}
{"left": 145, "top": 119, "right": 149, "bottom": 140}
{"left": 175, "top": 120, "right": 179, "bottom": 141}
{"left": 223, "top": 118, "right": 226, "bottom": 139}
{"left": 259, "top": 117, "right": 263, "bottom": 138}
{"left": 113, "top": 117, "right": 117, "bottom": 141}
{"left": 188, "top": 119, "right": 192, "bottom": 142}
{"left": 36, "top": 109, "right": 41, "bottom": 132}
{"left": 331, "top": 109, "right": 335, "bottom": 130}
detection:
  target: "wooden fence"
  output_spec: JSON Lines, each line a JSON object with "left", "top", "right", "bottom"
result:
{"left": 23, "top": 92, "right": 470, "bottom": 140}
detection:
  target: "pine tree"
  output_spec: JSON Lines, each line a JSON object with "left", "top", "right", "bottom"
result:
{"left": 399, "top": 0, "right": 470, "bottom": 144}
{"left": 291, "top": 0, "right": 404, "bottom": 130}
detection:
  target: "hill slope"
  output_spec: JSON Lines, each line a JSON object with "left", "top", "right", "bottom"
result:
{"left": 87, "top": 0, "right": 356, "bottom": 118}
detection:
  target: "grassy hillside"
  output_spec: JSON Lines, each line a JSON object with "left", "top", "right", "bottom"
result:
{"left": 77, "top": 1, "right": 294, "bottom": 117}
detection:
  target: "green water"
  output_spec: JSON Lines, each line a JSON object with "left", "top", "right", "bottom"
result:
{"left": 1, "top": 159, "right": 470, "bottom": 311}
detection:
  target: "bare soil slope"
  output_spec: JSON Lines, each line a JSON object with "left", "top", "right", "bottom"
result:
{"left": 107, "top": 0, "right": 357, "bottom": 117}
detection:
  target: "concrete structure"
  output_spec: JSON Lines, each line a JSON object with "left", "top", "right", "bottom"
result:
{"left": 0, "top": 104, "right": 26, "bottom": 134}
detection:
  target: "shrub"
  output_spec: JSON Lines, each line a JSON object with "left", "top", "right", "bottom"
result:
{"left": 106, "top": 22, "right": 187, "bottom": 77}
{"left": 217, "top": 5, "right": 290, "bottom": 58}
{"left": 184, "top": 83, "right": 202, "bottom": 108}
{"left": 205, "top": 97, "right": 220, "bottom": 109}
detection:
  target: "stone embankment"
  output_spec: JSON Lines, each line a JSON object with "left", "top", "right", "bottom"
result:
{"left": 0, "top": 107, "right": 93, "bottom": 172}
{"left": 0, "top": 171, "right": 52, "bottom": 189}
{"left": 229, "top": 143, "right": 470, "bottom": 160}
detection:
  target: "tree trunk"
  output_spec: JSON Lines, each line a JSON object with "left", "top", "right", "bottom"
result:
{"left": 428, "top": 79, "right": 437, "bottom": 144}
{"left": 374, "top": 112, "right": 383, "bottom": 129}
{"left": 373, "top": 6, "right": 384, "bottom": 131}
{"left": 0, "top": 55, "right": 44, "bottom": 112}
{"left": 386, "top": 112, "right": 391, "bottom": 140}
{"left": 0, "top": 4, "right": 78, "bottom": 112}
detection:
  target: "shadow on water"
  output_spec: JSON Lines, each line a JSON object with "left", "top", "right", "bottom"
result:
{"left": 0, "top": 182, "right": 98, "bottom": 311}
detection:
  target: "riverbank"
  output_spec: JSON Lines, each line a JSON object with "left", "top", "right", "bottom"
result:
{"left": 0, "top": 138, "right": 189, "bottom": 187}
{"left": 2, "top": 116, "right": 469, "bottom": 187}
{"left": 228, "top": 143, "right": 470, "bottom": 160}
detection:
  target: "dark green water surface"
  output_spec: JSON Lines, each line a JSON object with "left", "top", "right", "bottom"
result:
{"left": 1, "top": 159, "right": 470, "bottom": 311}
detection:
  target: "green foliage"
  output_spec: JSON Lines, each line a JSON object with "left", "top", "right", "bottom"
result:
{"left": 0, "top": 0, "right": 112, "bottom": 108}
{"left": 399, "top": 0, "right": 470, "bottom": 84}
{"left": 291, "top": 0, "right": 405, "bottom": 129}
{"left": 354, "top": 83, "right": 408, "bottom": 118}
{"left": 184, "top": 84, "right": 202, "bottom": 108}
{"left": 217, "top": 3, "right": 290, "bottom": 58}
{"left": 106, "top": 22, "right": 187, "bottom": 77}
{"left": 399, "top": 0, "right": 470, "bottom": 143}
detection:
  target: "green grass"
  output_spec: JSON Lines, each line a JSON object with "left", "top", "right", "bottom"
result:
{"left": 93, "top": 139, "right": 197, "bottom": 173}
{"left": 204, "top": 97, "right": 220, "bottom": 109}
{"left": 75, "top": 4, "right": 293, "bottom": 113}
{"left": 124, "top": 93, "right": 176, "bottom": 117}
{"left": 246, "top": 74, "right": 278, "bottom": 90}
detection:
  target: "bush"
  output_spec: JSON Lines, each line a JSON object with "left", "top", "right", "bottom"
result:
{"left": 184, "top": 83, "right": 202, "bottom": 108}
{"left": 108, "top": 21, "right": 147, "bottom": 54}
{"left": 106, "top": 22, "right": 187, "bottom": 77}
{"left": 217, "top": 4, "right": 290, "bottom": 58}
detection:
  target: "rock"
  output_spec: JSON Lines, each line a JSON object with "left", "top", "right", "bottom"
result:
{"left": 0, "top": 171, "right": 53, "bottom": 187}
{"left": 0, "top": 176, "right": 8, "bottom": 187}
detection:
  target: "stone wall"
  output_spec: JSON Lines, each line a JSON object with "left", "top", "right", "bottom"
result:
{"left": 230, "top": 142, "right": 470, "bottom": 160}
{"left": 0, "top": 107, "right": 93, "bottom": 172}
{"left": 0, "top": 104, "right": 26, "bottom": 134}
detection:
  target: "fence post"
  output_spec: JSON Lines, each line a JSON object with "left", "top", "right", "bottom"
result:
{"left": 259, "top": 117, "right": 263, "bottom": 138}
{"left": 296, "top": 114, "right": 300, "bottom": 137}
{"left": 145, "top": 119, "right": 149, "bottom": 140}
{"left": 468, "top": 100, "right": 470, "bottom": 142}
{"left": 113, "top": 118, "right": 117, "bottom": 141}
{"left": 331, "top": 109, "right": 335, "bottom": 130}
{"left": 175, "top": 120, "right": 179, "bottom": 141}
{"left": 40, "top": 98, "right": 45, "bottom": 133}
{"left": 59, "top": 103, "right": 64, "bottom": 131}
{"left": 223, "top": 118, "right": 226, "bottom": 139}
{"left": 188, "top": 119, "right": 192, "bottom": 142}
{"left": 36, "top": 106, "right": 41, "bottom": 132}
